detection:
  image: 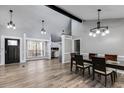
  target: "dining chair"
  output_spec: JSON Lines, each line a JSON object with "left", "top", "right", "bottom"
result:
{"left": 105, "top": 54, "right": 118, "bottom": 82}
{"left": 105, "top": 54, "right": 117, "bottom": 61}
{"left": 89, "top": 53, "right": 97, "bottom": 60}
{"left": 75, "top": 55, "right": 92, "bottom": 76}
{"left": 92, "top": 57, "right": 114, "bottom": 87}
{"left": 70, "top": 53, "right": 76, "bottom": 71}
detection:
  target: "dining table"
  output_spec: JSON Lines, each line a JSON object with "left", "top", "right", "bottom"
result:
{"left": 83, "top": 58, "right": 124, "bottom": 70}
{"left": 84, "top": 58, "right": 124, "bottom": 82}
{"left": 70, "top": 56, "right": 124, "bottom": 84}
{"left": 71, "top": 56, "right": 124, "bottom": 71}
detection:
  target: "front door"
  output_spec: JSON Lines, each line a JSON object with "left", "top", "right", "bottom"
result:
{"left": 5, "top": 38, "right": 20, "bottom": 64}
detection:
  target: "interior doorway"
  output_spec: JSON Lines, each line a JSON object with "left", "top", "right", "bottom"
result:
{"left": 74, "top": 39, "right": 80, "bottom": 54}
{"left": 5, "top": 38, "right": 20, "bottom": 64}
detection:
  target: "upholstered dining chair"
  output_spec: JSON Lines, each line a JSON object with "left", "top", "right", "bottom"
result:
{"left": 105, "top": 54, "right": 117, "bottom": 61}
{"left": 92, "top": 57, "right": 114, "bottom": 87}
{"left": 70, "top": 53, "right": 76, "bottom": 71}
{"left": 89, "top": 53, "right": 97, "bottom": 60}
{"left": 75, "top": 55, "right": 92, "bottom": 76}
{"left": 105, "top": 54, "right": 118, "bottom": 82}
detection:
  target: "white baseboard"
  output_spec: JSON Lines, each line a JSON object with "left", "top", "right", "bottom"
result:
{"left": 62, "top": 61, "right": 70, "bottom": 64}
{"left": 118, "top": 56, "right": 124, "bottom": 61}
{"left": 0, "top": 64, "right": 4, "bottom": 66}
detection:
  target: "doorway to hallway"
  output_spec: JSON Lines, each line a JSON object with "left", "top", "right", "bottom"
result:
{"left": 74, "top": 39, "right": 80, "bottom": 54}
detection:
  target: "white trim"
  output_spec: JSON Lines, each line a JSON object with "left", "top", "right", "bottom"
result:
{"left": 23, "top": 33, "right": 26, "bottom": 63}
{"left": 61, "top": 35, "right": 72, "bottom": 63}
{"left": 1, "top": 35, "right": 23, "bottom": 65}
{"left": 25, "top": 37, "right": 51, "bottom": 60}
{"left": 80, "top": 52, "right": 88, "bottom": 55}
{"left": 64, "top": 52, "right": 71, "bottom": 54}
{"left": 26, "top": 37, "right": 51, "bottom": 42}
{"left": 117, "top": 56, "right": 124, "bottom": 61}
{"left": 48, "top": 41, "right": 51, "bottom": 59}
{"left": 26, "top": 56, "right": 50, "bottom": 60}
{"left": 72, "top": 37, "right": 81, "bottom": 41}
{"left": 61, "top": 35, "right": 65, "bottom": 63}
{"left": 72, "top": 37, "right": 81, "bottom": 53}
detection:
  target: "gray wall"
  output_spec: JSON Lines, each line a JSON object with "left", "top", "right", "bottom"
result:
{"left": 51, "top": 19, "right": 71, "bottom": 42}
{"left": 72, "top": 18, "right": 124, "bottom": 56}
{"left": 0, "top": 5, "right": 71, "bottom": 64}
{"left": 71, "top": 20, "right": 84, "bottom": 52}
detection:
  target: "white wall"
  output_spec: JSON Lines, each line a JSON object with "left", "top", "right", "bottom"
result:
{"left": 72, "top": 18, "right": 124, "bottom": 58}
{"left": 71, "top": 20, "right": 84, "bottom": 52}
{"left": 0, "top": 5, "right": 71, "bottom": 65}
{"left": 82, "top": 19, "right": 124, "bottom": 56}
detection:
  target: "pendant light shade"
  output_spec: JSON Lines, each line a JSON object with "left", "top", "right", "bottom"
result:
{"left": 7, "top": 10, "right": 16, "bottom": 30}
{"left": 41, "top": 20, "right": 46, "bottom": 35}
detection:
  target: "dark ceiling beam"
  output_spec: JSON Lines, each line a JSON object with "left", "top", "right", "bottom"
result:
{"left": 46, "top": 5, "right": 82, "bottom": 23}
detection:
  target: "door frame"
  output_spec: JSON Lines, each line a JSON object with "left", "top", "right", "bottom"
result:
{"left": 61, "top": 35, "right": 72, "bottom": 63}
{"left": 26, "top": 37, "right": 51, "bottom": 60}
{"left": 72, "top": 37, "right": 81, "bottom": 53}
{"left": 1, "top": 35, "right": 22, "bottom": 65}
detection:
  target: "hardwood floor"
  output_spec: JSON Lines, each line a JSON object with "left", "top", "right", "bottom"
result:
{"left": 0, "top": 58, "right": 124, "bottom": 88}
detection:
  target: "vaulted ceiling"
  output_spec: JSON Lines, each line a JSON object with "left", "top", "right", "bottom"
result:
{"left": 1, "top": 5, "right": 124, "bottom": 42}
{"left": 0, "top": 5, "right": 71, "bottom": 42}
{"left": 58, "top": 5, "right": 124, "bottom": 20}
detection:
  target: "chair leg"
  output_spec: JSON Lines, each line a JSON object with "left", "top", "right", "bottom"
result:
{"left": 115, "top": 71, "right": 117, "bottom": 79}
{"left": 98, "top": 74, "right": 101, "bottom": 79}
{"left": 93, "top": 72, "right": 95, "bottom": 80}
{"left": 70, "top": 60, "right": 73, "bottom": 72}
{"left": 113, "top": 72, "right": 115, "bottom": 82}
{"left": 88, "top": 67, "right": 90, "bottom": 76}
{"left": 105, "top": 76, "right": 107, "bottom": 87}
{"left": 111, "top": 73, "right": 113, "bottom": 85}
{"left": 92, "top": 67, "right": 95, "bottom": 80}
{"left": 83, "top": 69, "right": 85, "bottom": 77}
{"left": 75, "top": 66, "right": 78, "bottom": 74}
{"left": 113, "top": 71, "right": 117, "bottom": 82}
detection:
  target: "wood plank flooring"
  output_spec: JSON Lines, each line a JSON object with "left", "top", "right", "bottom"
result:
{"left": 0, "top": 59, "right": 124, "bottom": 88}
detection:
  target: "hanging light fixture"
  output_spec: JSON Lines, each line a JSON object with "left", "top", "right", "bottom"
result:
{"left": 41, "top": 20, "right": 46, "bottom": 35}
{"left": 89, "top": 9, "right": 110, "bottom": 37}
{"left": 7, "top": 10, "right": 16, "bottom": 30}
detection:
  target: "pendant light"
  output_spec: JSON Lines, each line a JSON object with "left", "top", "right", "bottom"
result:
{"left": 7, "top": 10, "right": 16, "bottom": 30}
{"left": 41, "top": 20, "right": 46, "bottom": 35}
{"left": 89, "top": 9, "right": 110, "bottom": 37}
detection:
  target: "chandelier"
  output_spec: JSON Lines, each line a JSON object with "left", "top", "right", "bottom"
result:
{"left": 41, "top": 20, "right": 46, "bottom": 34}
{"left": 89, "top": 9, "right": 110, "bottom": 37}
{"left": 7, "top": 10, "right": 16, "bottom": 30}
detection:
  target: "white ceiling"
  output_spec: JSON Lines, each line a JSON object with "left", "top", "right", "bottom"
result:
{"left": 0, "top": 5, "right": 71, "bottom": 42}
{"left": 58, "top": 5, "right": 124, "bottom": 20}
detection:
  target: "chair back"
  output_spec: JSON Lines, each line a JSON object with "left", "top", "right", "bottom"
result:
{"left": 105, "top": 54, "right": 117, "bottom": 61}
{"left": 70, "top": 53, "right": 76, "bottom": 58}
{"left": 75, "top": 55, "right": 84, "bottom": 67}
{"left": 89, "top": 53, "right": 97, "bottom": 60}
{"left": 70, "top": 53, "right": 76, "bottom": 60}
{"left": 92, "top": 57, "right": 106, "bottom": 73}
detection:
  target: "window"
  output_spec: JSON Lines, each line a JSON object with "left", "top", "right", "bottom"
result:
{"left": 26, "top": 40, "right": 48, "bottom": 59}
{"left": 8, "top": 40, "right": 18, "bottom": 46}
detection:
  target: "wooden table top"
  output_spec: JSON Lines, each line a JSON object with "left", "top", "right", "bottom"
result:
{"left": 83, "top": 58, "right": 124, "bottom": 70}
